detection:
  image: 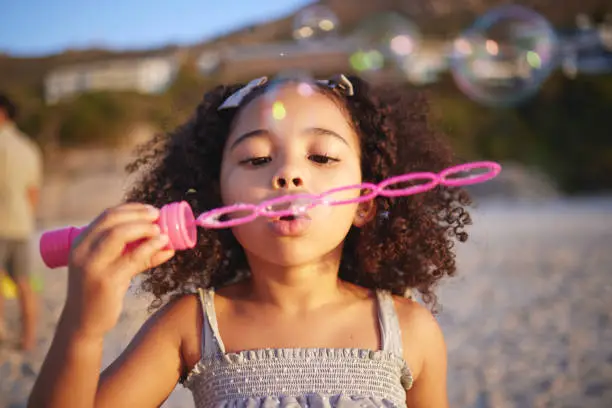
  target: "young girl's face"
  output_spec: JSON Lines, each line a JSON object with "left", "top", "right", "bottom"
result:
{"left": 220, "top": 84, "right": 364, "bottom": 267}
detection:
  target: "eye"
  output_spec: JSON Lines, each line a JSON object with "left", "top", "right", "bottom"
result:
{"left": 240, "top": 156, "right": 272, "bottom": 166}
{"left": 309, "top": 154, "right": 340, "bottom": 165}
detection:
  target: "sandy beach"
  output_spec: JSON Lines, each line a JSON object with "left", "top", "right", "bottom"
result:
{"left": 1, "top": 197, "right": 611, "bottom": 408}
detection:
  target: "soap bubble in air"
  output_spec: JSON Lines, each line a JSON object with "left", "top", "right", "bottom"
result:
{"left": 262, "top": 195, "right": 320, "bottom": 218}
{"left": 450, "top": 5, "right": 558, "bottom": 107}
{"left": 293, "top": 5, "right": 340, "bottom": 44}
{"left": 349, "top": 12, "right": 422, "bottom": 79}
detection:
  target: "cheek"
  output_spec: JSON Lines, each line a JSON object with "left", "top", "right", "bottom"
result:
{"left": 220, "top": 167, "right": 268, "bottom": 206}
{"left": 219, "top": 162, "right": 240, "bottom": 205}
{"left": 320, "top": 161, "right": 362, "bottom": 190}
{"left": 220, "top": 172, "right": 243, "bottom": 205}
{"left": 338, "top": 165, "right": 362, "bottom": 185}
{"left": 228, "top": 224, "right": 252, "bottom": 249}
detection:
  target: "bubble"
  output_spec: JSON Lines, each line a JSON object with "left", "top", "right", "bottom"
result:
{"left": 318, "top": 183, "right": 378, "bottom": 207}
{"left": 293, "top": 5, "right": 340, "bottom": 44}
{"left": 378, "top": 173, "right": 439, "bottom": 197}
{"left": 350, "top": 12, "right": 421, "bottom": 79}
{"left": 261, "top": 194, "right": 320, "bottom": 218}
{"left": 450, "top": 5, "right": 558, "bottom": 107}
{"left": 197, "top": 203, "right": 258, "bottom": 229}
{"left": 309, "top": 183, "right": 378, "bottom": 220}
{"left": 439, "top": 162, "right": 501, "bottom": 187}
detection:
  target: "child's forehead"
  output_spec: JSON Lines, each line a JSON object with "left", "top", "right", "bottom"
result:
{"left": 232, "top": 84, "right": 352, "bottom": 130}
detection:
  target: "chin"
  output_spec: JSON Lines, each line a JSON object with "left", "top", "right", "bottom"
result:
{"left": 251, "top": 245, "right": 343, "bottom": 269}
{"left": 233, "top": 221, "right": 349, "bottom": 268}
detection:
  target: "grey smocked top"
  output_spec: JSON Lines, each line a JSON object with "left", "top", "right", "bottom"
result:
{"left": 181, "top": 288, "right": 414, "bottom": 408}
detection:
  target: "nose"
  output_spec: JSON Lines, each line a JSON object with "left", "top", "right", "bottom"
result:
{"left": 272, "top": 166, "right": 304, "bottom": 189}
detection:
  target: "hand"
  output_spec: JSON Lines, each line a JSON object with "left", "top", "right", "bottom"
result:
{"left": 61, "top": 203, "right": 175, "bottom": 338}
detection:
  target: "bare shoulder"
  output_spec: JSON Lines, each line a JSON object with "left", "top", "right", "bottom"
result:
{"left": 137, "top": 291, "right": 202, "bottom": 339}
{"left": 103, "top": 292, "right": 203, "bottom": 373}
{"left": 160, "top": 292, "right": 205, "bottom": 372}
{"left": 95, "top": 292, "right": 203, "bottom": 407}
{"left": 159, "top": 291, "right": 202, "bottom": 325}
{"left": 392, "top": 295, "right": 441, "bottom": 334}
{"left": 390, "top": 295, "right": 446, "bottom": 381}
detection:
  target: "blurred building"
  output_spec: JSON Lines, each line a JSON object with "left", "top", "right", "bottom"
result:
{"left": 44, "top": 53, "right": 180, "bottom": 104}
{"left": 558, "top": 27, "right": 612, "bottom": 78}
{"left": 199, "top": 37, "right": 450, "bottom": 85}
{"left": 214, "top": 38, "right": 356, "bottom": 81}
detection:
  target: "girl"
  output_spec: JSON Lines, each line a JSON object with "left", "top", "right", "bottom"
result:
{"left": 28, "top": 74, "right": 471, "bottom": 408}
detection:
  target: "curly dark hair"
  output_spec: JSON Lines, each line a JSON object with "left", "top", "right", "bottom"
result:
{"left": 0, "top": 93, "right": 18, "bottom": 121}
{"left": 125, "top": 74, "right": 472, "bottom": 312}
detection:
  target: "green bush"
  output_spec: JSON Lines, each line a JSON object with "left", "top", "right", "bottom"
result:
{"left": 56, "top": 92, "right": 130, "bottom": 146}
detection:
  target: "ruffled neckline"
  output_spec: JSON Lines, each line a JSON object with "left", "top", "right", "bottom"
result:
{"left": 183, "top": 347, "right": 413, "bottom": 390}
{"left": 187, "top": 393, "right": 404, "bottom": 408}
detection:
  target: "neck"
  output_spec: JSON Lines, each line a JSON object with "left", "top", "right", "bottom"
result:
{"left": 242, "top": 248, "right": 345, "bottom": 314}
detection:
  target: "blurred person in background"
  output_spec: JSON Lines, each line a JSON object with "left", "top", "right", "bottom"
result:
{"left": 0, "top": 93, "right": 42, "bottom": 351}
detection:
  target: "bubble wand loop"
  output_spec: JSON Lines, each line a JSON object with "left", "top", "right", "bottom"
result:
{"left": 39, "top": 161, "right": 501, "bottom": 268}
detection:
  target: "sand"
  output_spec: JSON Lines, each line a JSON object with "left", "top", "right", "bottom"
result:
{"left": 1, "top": 198, "right": 611, "bottom": 408}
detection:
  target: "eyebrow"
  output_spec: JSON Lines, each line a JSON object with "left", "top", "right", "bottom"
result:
{"left": 229, "top": 127, "right": 349, "bottom": 151}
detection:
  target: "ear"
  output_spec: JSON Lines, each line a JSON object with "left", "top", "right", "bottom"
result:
{"left": 353, "top": 200, "right": 377, "bottom": 228}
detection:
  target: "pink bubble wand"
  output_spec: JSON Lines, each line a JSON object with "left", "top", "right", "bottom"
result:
{"left": 39, "top": 161, "right": 500, "bottom": 269}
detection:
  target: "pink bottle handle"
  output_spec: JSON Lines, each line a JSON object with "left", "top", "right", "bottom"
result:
{"left": 39, "top": 201, "right": 197, "bottom": 269}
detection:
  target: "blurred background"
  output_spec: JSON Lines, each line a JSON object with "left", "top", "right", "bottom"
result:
{"left": 0, "top": 0, "right": 611, "bottom": 407}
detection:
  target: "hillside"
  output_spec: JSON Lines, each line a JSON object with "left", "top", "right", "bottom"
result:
{"left": 1, "top": 0, "right": 610, "bottom": 92}
{"left": 1, "top": 0, "right": 611, "bottom": 195}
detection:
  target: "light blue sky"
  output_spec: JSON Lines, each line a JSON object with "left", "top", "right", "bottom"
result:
{"left": 0, "top": 0, "right": 313, "bottom": 56}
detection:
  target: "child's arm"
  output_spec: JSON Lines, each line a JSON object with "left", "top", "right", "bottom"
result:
{"left": 396, "top": 299, "right": 450, "bottom": 408}
{"left": 95, "top": 295, "right": 194, "bottom": 407}
{"left": 28, "top": 296, "right": 189, "bottom": 408}
{"left": 28, "top": 203, "right": 178, "bottom": 408}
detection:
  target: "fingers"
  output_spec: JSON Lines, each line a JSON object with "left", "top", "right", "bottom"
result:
{"left": 114, "top": 235, "right": 175, "bottom": 277}
{"left": 71, "top": 203, "right": 162, "bottom": 268}
{"left": 150, "top": 249, "right": 176, "bottom": 267}
{"left": 79, "top": 204, "right": 160, "bottom": 249}
{"left": 84, "top": 221, "right": 163, "bottom": 267}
